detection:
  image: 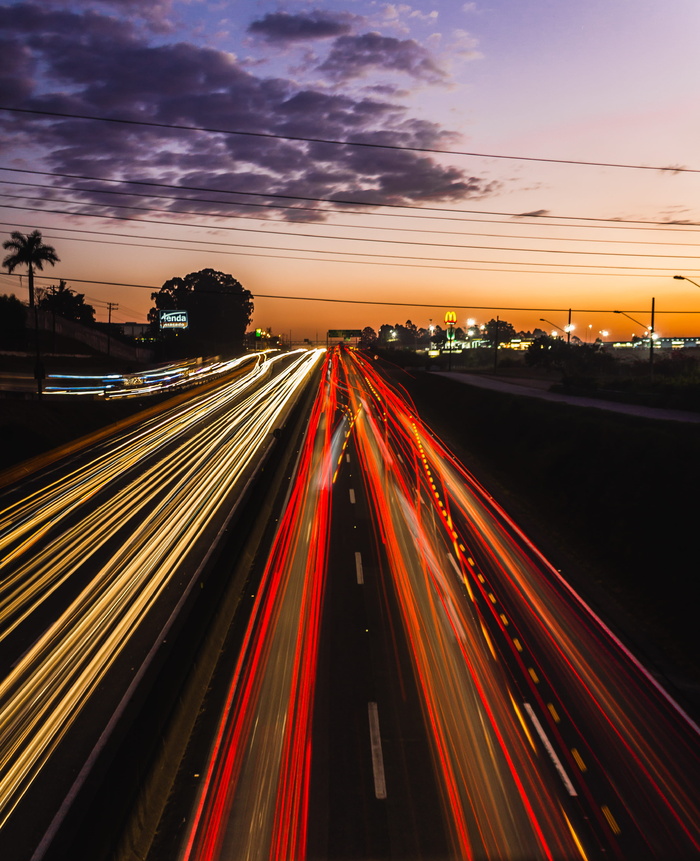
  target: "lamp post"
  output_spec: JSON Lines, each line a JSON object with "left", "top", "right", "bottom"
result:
{"left": 539, "top": 315, "right": 575, "bottom": 341}
{"left": 492, "top": 315, "right": 499, "bottom": 371}
{"left": 614, "top": 298, "right": 656, "bottom": 379}
{"left": 674, "top": 275, "right": 700, "bottom": 290}
{"left": 540, "top": 318, "right": 565, "bottom": 338}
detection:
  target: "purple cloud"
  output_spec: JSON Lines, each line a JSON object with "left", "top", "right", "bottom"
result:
{"left": 318, "top": 32, "right": 446, "bottom": 83}
{"left": 0, "top": 2, "right": 496, "bottom": 223}
{"left": 248, "top": 10, "right": 357, "bottom": 43}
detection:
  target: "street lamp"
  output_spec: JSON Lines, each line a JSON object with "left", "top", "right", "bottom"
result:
{"left": 540, "top": 312, "right": 574, "bottom": 342}
{"left": 613, "top": 309, "right": 647, "bottom": 332}
{"left": 540, "top": 318, "right": 565, "bottom": 338}
{"left": 614, "top": 297, "right": 656, "bottom": 378}
{"left": 674, "top": 275, "right": 700, "bottom": 290}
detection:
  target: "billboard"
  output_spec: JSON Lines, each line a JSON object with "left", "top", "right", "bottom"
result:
{"left": 159, "top": 310, "right": 189, "bottom": 330}
{"left": 327, "top": 329, "right": 362, "bottom": 339}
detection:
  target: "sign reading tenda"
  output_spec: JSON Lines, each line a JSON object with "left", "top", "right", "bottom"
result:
{"left": 159, "top": 310, "right": 189, "bottom": 330}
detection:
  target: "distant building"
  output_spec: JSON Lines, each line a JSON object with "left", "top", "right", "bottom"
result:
{"left": 122, "top": 322, "right": 150, "bottom": 338}
{"left": 611, "top": 337, "right": 700, "bottom": 350}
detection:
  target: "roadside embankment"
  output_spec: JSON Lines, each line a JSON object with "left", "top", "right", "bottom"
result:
{"left": 396, "top": 368, "right": 700, "bottom": 708}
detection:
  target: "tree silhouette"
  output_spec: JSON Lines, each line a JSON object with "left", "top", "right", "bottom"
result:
{"left": 2, "top": 230, "right": 59, "bottom": 308}
{"left": 150, "top": 268, "right": 253, "bottom": 357}
{"left": 484, "top": 318, "right": 516, "bottom": 346}
{"left": 38, "top": 280, "right": 96, "bottom": 325}
{"left": 360, "top": 326, "right": 377, "bottom": 347}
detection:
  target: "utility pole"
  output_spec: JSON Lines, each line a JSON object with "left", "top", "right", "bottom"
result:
{"left": 649, "top": 297, "right": 655, "bottom": 382}
{"left": 493, "top": 316, "right": 500, "bottom": 372}
{"left": 106, "top": 302, "right": 118, "bottom": 357}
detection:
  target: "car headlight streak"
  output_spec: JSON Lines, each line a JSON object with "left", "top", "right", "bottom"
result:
{"left": 0, "top": 349, "right": 324, "bottom": 827}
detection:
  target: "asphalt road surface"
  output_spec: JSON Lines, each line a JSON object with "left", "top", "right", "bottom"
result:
{"left": 163, "top": 347, "right": 700, "bottom": 861}
{"left": 3, "top": 346, "right": 698, "bottom": 860}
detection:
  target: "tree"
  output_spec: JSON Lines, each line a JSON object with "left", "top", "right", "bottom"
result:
{"left": 484, "top": 318, "right": 516, "bottom": 347}
{"left": 360, "top": 326, "right": 377, "bottom": 348}
{"left": 526, "top": 334, "right": 562, "bottom": 369}
{"left": 527, "top": 335, "right": 614, "bottom": 377}
{"left": 2, "top": 230, "right": 59, "bottom": 308}
{"left": 38, "top": 280, "right": 96, "bottom": 325}
{"left": 403, "top": 319, "right": 418, "bottom": 346}
{"left": 149, "top": 268, "right": 253, "bottom": 357}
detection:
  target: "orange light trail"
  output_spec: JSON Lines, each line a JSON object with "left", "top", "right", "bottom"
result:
{"left": 181, "top": 351, "right": 341, "bottom": 861}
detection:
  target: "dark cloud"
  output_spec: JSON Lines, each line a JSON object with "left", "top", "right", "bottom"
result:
{"left": 26, "top": 0, "right": 174, "bottom": 29}
{"left": 248, "top": 10, "right": 356, "bottom": 43}
{"left": 0, "top": 2, "right": 496, "bottom": 222}
{"left": 318, "top": 32, "right": 446, "bottom": 83}
{"left": 0, "top": 38, "right": 35, "bottom": 105}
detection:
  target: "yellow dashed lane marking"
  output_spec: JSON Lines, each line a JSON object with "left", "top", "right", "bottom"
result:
{"left": 571, "top": 748, "right": 587, "bottom": 772}
{"left": 601, "top": 805, "right": 621, "bottom": 835}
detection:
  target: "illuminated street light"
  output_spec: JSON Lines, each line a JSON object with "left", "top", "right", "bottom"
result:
{"left": 540, "top": 308, "right": 573, "bottom": 343}
{"left": 540, "top": 317, "right": 565, "bottom": 339}
{"left": 614, "top": 298, "right": 656, "bottom": 378}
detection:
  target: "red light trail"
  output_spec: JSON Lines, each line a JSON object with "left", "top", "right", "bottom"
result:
{"left": 179, "top": 346, "right": 700, "bottom": 861}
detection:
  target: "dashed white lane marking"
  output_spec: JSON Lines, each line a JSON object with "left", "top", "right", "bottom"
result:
{"left": 355, "top": 551, "right": 364, "bottom": 585}
{"left": 349, "top": 488, "right": 356, "bottom": 504}
{"left": 523, "top": 702, "right": 578, "bottom": 796}
{"left": 368, "top": 702, "right": 387, "bottom": 799}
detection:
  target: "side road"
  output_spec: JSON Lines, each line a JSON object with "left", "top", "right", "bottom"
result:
{"left": 433, "top": 371, "right": 700, "bottom": 423}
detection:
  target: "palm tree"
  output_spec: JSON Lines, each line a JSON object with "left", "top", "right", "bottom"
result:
{"left": 2, "top": 230, "right": 60, "bottom": 307}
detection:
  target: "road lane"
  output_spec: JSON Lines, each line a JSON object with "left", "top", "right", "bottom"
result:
{"left": 341, "top": 348, "right": 700, "bottom": 860}
{"left": 137, "top": 346, "right": 699, "bottom": 860}
{"left": 179, "top": 349, "right": 340, "bottom": 861}
{"left": 0, "top": 349, "right": 323, "bottom": 859}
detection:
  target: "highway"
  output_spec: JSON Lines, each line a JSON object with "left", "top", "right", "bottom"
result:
{"left": 2, "top": 345, "right": 698, "bottom": 860}
{"left": 0, "top": 348, "right": 324, "bottom": 860}
{"left": 163, "top": 347, "right": 700, "bottom": 861}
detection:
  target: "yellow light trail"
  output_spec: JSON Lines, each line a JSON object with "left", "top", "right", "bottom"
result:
{"left": 0, "top": 349, "right": 323, "bottom": 829}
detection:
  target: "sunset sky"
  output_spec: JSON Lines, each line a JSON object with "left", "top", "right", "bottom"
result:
{"left": 1, "top": 0, "right": 700, "bottom": 341}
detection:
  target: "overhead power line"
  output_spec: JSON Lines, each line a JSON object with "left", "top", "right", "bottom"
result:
{"left": 0, "top": 204, "right": 686, "bottom": 272}
{"left": 3, "top": 192, "right": 697, "bottom": 261}
{"left": 1, "top": 165, "right": 696, "bottom": 228}
{"left": 4, "top": 271, "right": 699, "bottom": 309}
{"left": 0, "top": 105, "right": 696, "bottom": 174}
{"left": 0, "top": 221, "right": 679, "bottom": 278}
{"left": 3, "top": 178, "right": 699, "bottom": 245}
